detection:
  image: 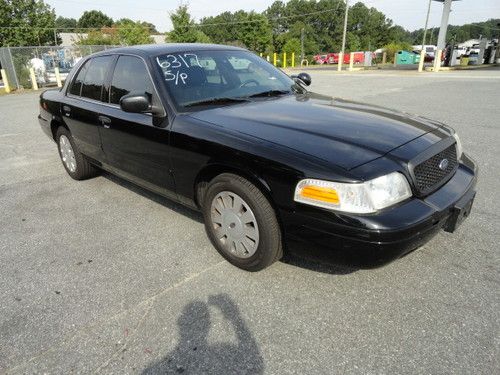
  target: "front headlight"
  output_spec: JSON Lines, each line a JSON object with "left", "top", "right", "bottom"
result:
{"left": 294, "top": 172, "right": 412, "bottom": 214}
{"left": 453, "top": 132, "right": 463, "bottom": 159}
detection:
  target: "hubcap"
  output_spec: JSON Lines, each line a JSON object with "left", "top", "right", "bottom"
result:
{"left": 59, "top": 135, "right": 76, "bottom": 173}
{"left": 210, "top": 191, "right": 260, "bottom": 259}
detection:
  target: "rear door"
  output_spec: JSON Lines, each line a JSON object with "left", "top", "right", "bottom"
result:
{"left": 98, "top": 55, "right": 175, "bottom": 197}
{"left": 64, "top": 55, "right": 115, "bottom": 161}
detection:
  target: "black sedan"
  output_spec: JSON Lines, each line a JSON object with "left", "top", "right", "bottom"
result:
{"left": 38, "top": 44, "right": 477, "bottom": 271}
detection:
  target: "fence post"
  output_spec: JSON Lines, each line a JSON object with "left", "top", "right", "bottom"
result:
{"left": 349, "top": 52, "right": 354, "bottom": 71}
{"left": 393, "top": 52, "right": 398, "bottom": 67}
{"left": 7, "top": 47, "right": 19, "bottom": 89}
{"left": 29, "top": 68, "right": 39, "bottom": 90}
{"left": 54, "top": 66, "right": 62, "bottom": 87}
{"left": 291, "top": 52, "right": 295, "bottom": 68}
{"left": 273, "top": 52, "right": 277, "bottom": 66}
{"left": 418, "top": 49, "right": 426, "bottom": 72}
{"left": 337, "top": 52, "right": 343, "bottom": 71}
{"left": 1, "top": 69, "right": 11, "bottom": 93}
{"left": 382, "top": 51, "right": 387, "bottom": 64}
{"left": 283, "top": 52, "right": 287, "bottom": 68}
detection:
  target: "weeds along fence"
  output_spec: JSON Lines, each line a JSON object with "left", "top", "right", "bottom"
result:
{"left": 0, "top": 45, "right": 119, "bottom": 91}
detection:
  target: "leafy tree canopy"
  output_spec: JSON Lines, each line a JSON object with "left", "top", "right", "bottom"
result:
{"left": 77, "top": 19, "right": 153, "bottom": 46}
{"left": 114, "top": 18, "right": 153, "bottom": 45}
{"left": 55, "top": 16, "right": 77, "bottom": 32}
{"left": 77, "top": 10, "right": 113, "bottom": 30}
{"left": 0, "top": 0, "right": 57, "bottom": 46}
{"left": 167, "top": 5, "right": 211, "bottom": 43}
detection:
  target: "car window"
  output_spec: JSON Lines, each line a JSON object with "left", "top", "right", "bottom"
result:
{"left": 81, "top": 56, "right": 114, "bottom": 101}
{"left": 68, "top": 59, "right": 90, "bottom": 96}
{"left": 110, "top": 56, "right": 154, "bottom": 105}
{"left": 156, "top": 50, "right": 297, "bottom": 110}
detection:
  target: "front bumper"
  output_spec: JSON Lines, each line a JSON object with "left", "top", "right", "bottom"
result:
{"left": 280, "top": 153, "right": 477, "bottom": 265}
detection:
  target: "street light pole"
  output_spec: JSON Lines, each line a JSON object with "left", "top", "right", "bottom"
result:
{"left": 421, "top": 0, "right": 432, "bottom": 51}
{"left": 341, "top": 0, "right": 349, "bottom": 54}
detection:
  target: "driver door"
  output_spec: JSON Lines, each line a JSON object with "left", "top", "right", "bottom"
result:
{"left": 98, "top": 55, "right": 176, "bottom": 198}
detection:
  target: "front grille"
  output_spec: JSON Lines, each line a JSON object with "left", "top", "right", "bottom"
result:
{"left": 413, "top": 143, "right": 458, "bottom": 195}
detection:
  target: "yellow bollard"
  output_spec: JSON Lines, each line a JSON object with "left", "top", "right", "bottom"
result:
{"left": 273, "top": 52, "right": 277, "bottom": 66}
{"left": 349, "top": 52, "right": 354, "bottom": 71}
{"left": 260, "top": 52, "right": 263, "bottom": 58}
{"left": 54, "top": 67, "right": 62, "bottom": 87}
{"left": 434, "top": 49, "right": 442, "bottom": 72}
{"left": 283, "top": 52, "right": 287, "bottom": 68}
{"left": 418, "top": 49, "right": 426, "bottom": 72}
{"left": 1, "top": 69, "right": 11, "bottom": 93}
{"left": 29, "top": 68, "right": 39, "bottom": 90}
{"left": 382, "top": 51, "right": 387, "bottom": 64}
{"left": 337, "top": 52, "right": 343, "bottom": 71}
{"left": 291, "top": 52, "right": 295, "bottom": 68}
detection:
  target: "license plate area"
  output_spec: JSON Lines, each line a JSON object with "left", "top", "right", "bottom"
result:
{"left": 444, "top": 192, "right": 475, "bottom": 233}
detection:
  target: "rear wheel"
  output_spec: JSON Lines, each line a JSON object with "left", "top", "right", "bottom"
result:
{"left": 56, "top": 127, "right": 98, "bottom": 180}
{"left": 202, "top": 173, "right": 282, "bottom": 271}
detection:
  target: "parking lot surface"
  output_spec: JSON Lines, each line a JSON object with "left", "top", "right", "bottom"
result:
{"left": 1, "top": 69, "right": 499, "bottom": 374}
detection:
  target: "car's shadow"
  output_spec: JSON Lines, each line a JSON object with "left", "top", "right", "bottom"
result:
{"left": 102, "top": 172, "right": 391, "bottom": 275}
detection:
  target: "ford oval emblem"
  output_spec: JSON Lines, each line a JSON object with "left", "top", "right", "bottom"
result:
{"left": 439, "top": 158, "right": 449, "bottom": 170}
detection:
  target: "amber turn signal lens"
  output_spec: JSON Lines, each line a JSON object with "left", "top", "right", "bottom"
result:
{"left": 299, "top": 185, "right": 340, "bottom": 204}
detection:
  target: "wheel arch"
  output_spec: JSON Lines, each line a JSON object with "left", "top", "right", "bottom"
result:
{"left": 194, "top": 163, "right": 273, "bottom": 209}
{"left": 50, "top": 118, "right": 69, "bottom": 141}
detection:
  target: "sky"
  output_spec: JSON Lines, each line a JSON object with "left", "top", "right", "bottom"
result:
{"left": 44, "top": 0, "right": 500, "bottom": 33}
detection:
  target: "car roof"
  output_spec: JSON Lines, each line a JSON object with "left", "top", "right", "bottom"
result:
{"left": 93, "top": 43, "right": 246, "bottom": 58}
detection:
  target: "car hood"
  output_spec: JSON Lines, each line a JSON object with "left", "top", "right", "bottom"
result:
{"left": 189, "top": 93, "right": 442, "bottom": 170}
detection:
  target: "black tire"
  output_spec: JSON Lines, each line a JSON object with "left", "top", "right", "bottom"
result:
{"left": 202, "top": 173, "right": 282, "bottom": 271}
{"left": 55, "top": 127, "right": 98, "bottom": 180}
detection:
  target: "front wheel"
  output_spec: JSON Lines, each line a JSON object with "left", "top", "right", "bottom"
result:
{"left": 202, "top": 173, "right": 282, "bottom": 271}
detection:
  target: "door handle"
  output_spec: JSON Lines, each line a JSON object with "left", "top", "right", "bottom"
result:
{"left": 98, "top": 115, "right": 111, "bottom": 128}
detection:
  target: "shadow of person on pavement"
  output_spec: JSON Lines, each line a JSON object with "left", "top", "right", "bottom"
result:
{"left": 142, "top": 294, "right": 264, "bottom": 374}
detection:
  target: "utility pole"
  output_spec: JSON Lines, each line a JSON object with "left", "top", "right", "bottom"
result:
{"left": 341, "top": 0, "right": 349, "bottom": 55}
{"left": 421, "top": 0, "right": 432, "bottom": 51}
{"left": 300, "top": 28, "right": 305, "bottom": 63}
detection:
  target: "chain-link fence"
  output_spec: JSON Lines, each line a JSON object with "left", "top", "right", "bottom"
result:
{"left": 0, "top": 45, "right": 119, "bottom": 90}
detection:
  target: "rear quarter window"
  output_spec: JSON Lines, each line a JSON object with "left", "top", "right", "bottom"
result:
{"left": 68, "top": 60, "right": 90, "bottom": 96}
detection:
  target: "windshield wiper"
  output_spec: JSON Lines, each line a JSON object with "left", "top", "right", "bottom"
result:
{"left": 246, "top": 90, "right": 291, "bottom": 98}
{"left": 184, "top": 97, "right": 249, "bottom": 107}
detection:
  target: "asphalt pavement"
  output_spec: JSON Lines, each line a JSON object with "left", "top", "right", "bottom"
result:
{"left": 0, "top": 68, "right": 499, "bottom": 374}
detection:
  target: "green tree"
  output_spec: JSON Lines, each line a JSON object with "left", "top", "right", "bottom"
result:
{"left": 76, "top": 30, "right": 118, "bottom": 45}
{"left": 282, "top": 37, "right": 300, "bottom": 54}
{"left": 140, "top": 21, "right": 159, "bottom": 34}
{"left": 78, "top": 10, "right": 113, "bottom": 30}
{"left": 200, "top": 10, "right": 272, "bottom": 52}
{"left": 114, "top": 18, "right": 153, "bottom": 45}
{"left": 55, "top": 16, "right": 77, "bottom": 32}
{"left": 167, "top": 5, "right": 210, "bottom": 43}
{"left": 0, "top": 0, "right": 57, "bottom": 46}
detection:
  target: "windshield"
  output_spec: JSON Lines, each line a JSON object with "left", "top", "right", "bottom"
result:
{"left": 154, "top": 49, "right": 302, "bottom": 110}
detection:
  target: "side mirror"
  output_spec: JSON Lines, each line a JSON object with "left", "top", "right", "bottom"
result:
{"left": 120, "top": 93, "right": 151, "bottom": 114}
{"left": 296, "top": 72, "right": 312, "bottom": 86}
